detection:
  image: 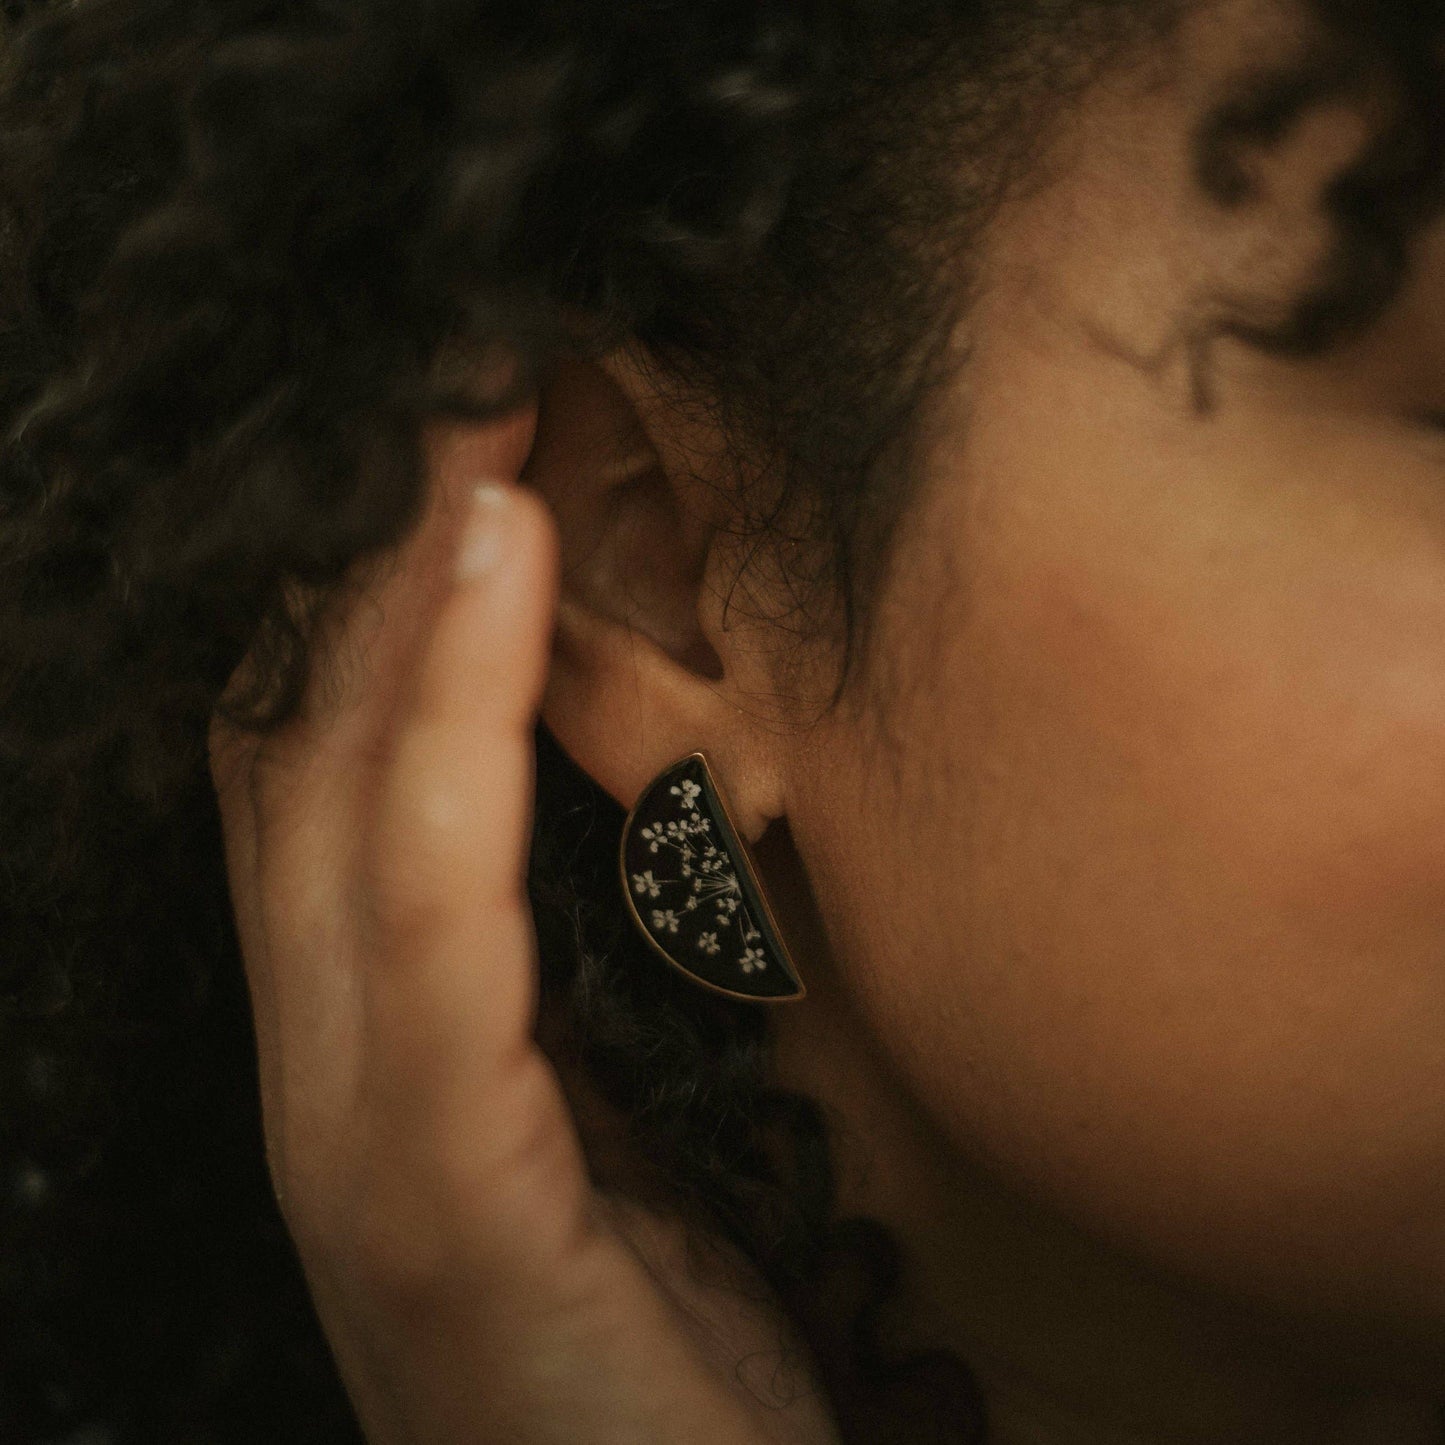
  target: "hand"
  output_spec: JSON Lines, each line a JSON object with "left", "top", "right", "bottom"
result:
{"left": 206, "top": 406, "right": 838, "bottom": 1445}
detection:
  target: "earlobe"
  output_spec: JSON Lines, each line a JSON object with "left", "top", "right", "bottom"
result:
{"left": 540, "top": 583, "right": 786, "bottom": 849}
{"left": 541, "top": 589, "right": 720, "bottom": 814}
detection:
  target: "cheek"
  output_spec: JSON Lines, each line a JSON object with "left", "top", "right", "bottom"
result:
{"left": 1012, "top": 522, "right": 1445, "bottom": 932}
{"left": 812, "top": 400, "right": 1445, "bottom": 1336}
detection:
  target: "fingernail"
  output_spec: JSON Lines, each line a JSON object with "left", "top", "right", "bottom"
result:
{"left": 455, "top": 481, "right": 512, "bottom": 581}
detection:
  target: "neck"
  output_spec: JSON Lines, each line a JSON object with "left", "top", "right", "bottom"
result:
{"left": 757, "top": 830, "right": 1444, "bottom": 1445}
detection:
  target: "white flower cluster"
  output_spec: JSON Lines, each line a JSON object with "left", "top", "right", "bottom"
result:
{"left": 630, "top": 775, "right": 767, "bottom": 975}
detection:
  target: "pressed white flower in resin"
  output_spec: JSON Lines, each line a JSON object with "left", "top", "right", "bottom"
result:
{"left": 621, "top": 755, "right": 804, "bottom": 1000}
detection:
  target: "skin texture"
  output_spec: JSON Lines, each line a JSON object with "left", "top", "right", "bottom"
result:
{"left": 532, "top": 2, "right": 1445, "bottom": 1439}
{"left": 210, "top": 1, "right": 1445, "bottom": 1441}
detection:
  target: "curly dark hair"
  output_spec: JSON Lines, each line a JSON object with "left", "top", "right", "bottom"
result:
{"left": 1, "top": 0, "right": 1441, "bottom": 1441}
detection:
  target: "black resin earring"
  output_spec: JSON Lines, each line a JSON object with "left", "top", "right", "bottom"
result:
{"left": 619, "top": 752, "right": 807, "bottom": 1003}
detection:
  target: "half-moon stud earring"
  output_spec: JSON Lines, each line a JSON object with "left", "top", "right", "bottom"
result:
{"left": 619, "top": 752, "right": 807, "bottom": 1004}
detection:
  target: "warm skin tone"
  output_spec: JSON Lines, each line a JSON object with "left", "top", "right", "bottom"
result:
{"left": 211, "top": 1, "right": 1445, "bottom": 1442}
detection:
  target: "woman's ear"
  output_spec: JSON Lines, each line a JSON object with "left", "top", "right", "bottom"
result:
{"left": 520, "top": 351, "right": 793, "bottom": 843}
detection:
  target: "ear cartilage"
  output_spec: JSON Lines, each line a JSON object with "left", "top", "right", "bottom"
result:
{"left": 619, "top": 752, "right": 807, "bottom": 1003}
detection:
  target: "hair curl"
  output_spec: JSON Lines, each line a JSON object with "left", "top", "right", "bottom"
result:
{"left": 0, "top": 1, "right": 1441, "bottom": 1441}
